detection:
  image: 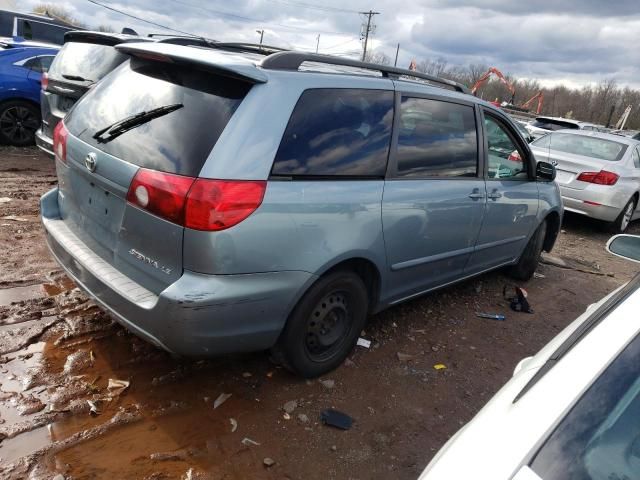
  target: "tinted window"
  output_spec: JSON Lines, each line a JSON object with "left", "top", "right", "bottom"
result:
{"left": 633, "top": 147, "right": 640, "bottom": 169}
{"left": 23, "top": 56, "right": 54, "bottom": 73}
{"left": 65, "top": 59, "right": 249, "bottom": 176}
{"left": 17, "top": 19, "right": 69, "bottom": 44}
{"left": 531, "top": 333, "right": 640, "bottom": 480}
{"left": 49, "top": 42, "right": 128, "bottom": 82}
{"left": 272, "top": 89, "right": 393, "bottom": 177}
{"left": 395, "top": 97, "right": 477, "bottom": 178}
{"left": 485, "top": 115, "right": 527, "bottom": 179}
{"left": 531, "top": 119, "right": 580, "bottom": 131}
{"left": 547, "top": 133, "right": 627, "bottom": 162}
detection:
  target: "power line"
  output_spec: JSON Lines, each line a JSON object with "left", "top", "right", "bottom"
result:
{"left": 84, "top": 0, "right": 197, "bottom": 36}
{"left": 359, "top": 10, "right": 379, "bottom": 61}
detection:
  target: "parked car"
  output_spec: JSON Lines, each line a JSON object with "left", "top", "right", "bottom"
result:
{"left": 0, "top": 9, "right": 77, "bottom": 45}
{"left": 419, "top": 234, "right": 640, "bottom": 480}
{"left": 40, "top": 43, "right": 562, "bottom": 377}
{"left": 36, "top": 30, "right": 154, "bottom": 156}
{"left": 0, "top": 45, "right": 57, "bottom": 145}
{"left": 525, "top": 116, "right": 599, "bottom": 139}
{"left": 531, "top": 130, "right": 640, "bottom": 232}
{"left": 613, "top": 129, "right": 640, "bottom": 141}
{"left": 514, "top": 119, "right": 534, "bottom": 142}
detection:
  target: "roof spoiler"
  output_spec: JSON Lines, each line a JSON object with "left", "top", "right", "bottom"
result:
{"left": 63, "top": 30, "right": 150, "bottom": 46}
{"left": 116, "top": 42, "right": 268, "bottom": 84}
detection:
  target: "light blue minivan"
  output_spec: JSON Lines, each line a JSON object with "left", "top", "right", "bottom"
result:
{"left": 41, "top": 42, "right": 562, "bottom": 377}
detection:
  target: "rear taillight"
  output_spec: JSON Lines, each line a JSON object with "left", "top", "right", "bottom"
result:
{"left": 185, "top": 179, "right": 266, "bottom": 231}
{"left": 53, "top": 121, "right": 68, "bottom": 164}
{"left": 126, "top": 169, "right": 195, "bottom": 224}
{"left": 126, "top": 169, "right": 266, "bottom": 231}
{"left": 508, "top": 150, "right": 522, "bottom": 162}
{"left": 41, "top": 72, "right": 48, "bottom": 91}
{"left": 576, "top": 170, "right": 619, "bottom": 186}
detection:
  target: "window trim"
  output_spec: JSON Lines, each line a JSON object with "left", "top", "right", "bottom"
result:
{"left": 480, "top": 108, "right": 535, "bottom": 182}
{"left": 386, "top": 91, "right": 484, "bottom": 181}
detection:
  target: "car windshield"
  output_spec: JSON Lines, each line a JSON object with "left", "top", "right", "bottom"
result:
{"left": 535, "top": 132, "right": 628, "bottom": 161}
{"left": 530, "top": 331, "right": 640, "bottom": 480}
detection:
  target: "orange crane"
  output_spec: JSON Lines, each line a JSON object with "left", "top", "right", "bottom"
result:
{"left": 521, "top": 91, "right": 544, "bottom": 115}
{"left": 470, "top": 67, "right": 516, "bottom": 103}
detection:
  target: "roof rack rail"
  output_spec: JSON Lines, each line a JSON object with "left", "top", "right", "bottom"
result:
{"left": 261, "top": 52, "right": 469, "bottom": 94}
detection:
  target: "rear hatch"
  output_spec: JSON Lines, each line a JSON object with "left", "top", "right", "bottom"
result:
{"left": 58, "top": 54, "right": 253, "bottom": 293}
{"left": 533, "top": 132, "right": 628, "bottom": 190}
{"left": 42, "top": 33, "right": 142, "bottom": 137}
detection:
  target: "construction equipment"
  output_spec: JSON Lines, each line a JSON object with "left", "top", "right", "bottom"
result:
{"left": 471, "top": 67, "right": 516, "bottom": 103}
{"left": 521, "top": 92, "right": 544, "bottom": 115}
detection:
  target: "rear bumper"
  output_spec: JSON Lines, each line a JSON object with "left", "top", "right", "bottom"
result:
{"left": 40, "top": 188, "right": 315, "bottom": 356}
{"left": 35, "top": 128, "right": 54, "bottom": 158}
{"left": 560, "top": 186, "right": 624, "bottom": 222}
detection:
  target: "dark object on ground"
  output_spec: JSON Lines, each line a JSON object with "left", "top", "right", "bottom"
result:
{"left": 320, "top": 409, "right": 353, "bottom": 430}
{"left": 504, "top": 285, "right": 534, "bottom": 314}
{"left": 476, "top": 312, "right": 506, "bottom": 321}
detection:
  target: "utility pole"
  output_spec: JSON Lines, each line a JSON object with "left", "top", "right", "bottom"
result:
{"left": 359, "top": 10, "right": 380, "bottom": 62}
{"left": 394, "top": 42, "right": 399, "bottom": 66}
{"left": 256, "top": 29, "right": 264, "bottom": 46}
{"left": 316, "top": 34, "right": 320, "bottom": 54}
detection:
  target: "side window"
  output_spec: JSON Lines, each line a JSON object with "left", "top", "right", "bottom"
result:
{"left": 632, "top": 147, "right": 640, "bottom": 169}
{"left": 22, "top": 57, "right": 48, "bottom": 73}
{"left": 21, "top": 20, "right": 33, "bottom": 40}
{"left": 395, "top": 97, "right": 477, "bottom": 178}
{"left": 272, "top": 89, "right": 394, "bottom": 177}
{"left": 484, "top": 115, "right": 528, "bottom": 180}
{"left": 39, "top": 56, "right": 53, "bottom": 73}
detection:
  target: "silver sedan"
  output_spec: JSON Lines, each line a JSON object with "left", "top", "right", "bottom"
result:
{"left": 531, "top": 130, "right": 640, "bottom": 232}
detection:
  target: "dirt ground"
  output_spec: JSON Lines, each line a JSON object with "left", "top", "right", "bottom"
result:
{"left": 0, "top": 147, "right": 638, "bottom": 480}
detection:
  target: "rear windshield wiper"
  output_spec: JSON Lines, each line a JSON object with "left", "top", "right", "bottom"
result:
{"left": 62, "top": 73, "right": 93, "bottom": 82}
{"left": 92, "top": 103, "right": 183, "bottom": 144}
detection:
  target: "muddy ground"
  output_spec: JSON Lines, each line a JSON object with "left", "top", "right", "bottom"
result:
{"left": 0, "top": 147, "right": 638, "bottom": 480}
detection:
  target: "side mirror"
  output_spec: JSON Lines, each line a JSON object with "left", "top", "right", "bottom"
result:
{"left": 606, "top": 234, "right": 640, "bottom": 263}
{"left": 536, "top": 161, "right": 556, "bottom": 181}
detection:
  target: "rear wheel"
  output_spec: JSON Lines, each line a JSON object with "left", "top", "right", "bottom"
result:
{"left": 272, "top": 270, "right": 368, "bottom": 378}
{"left": 610, "top": 198, "right": 636, "bottom": 233}
{"left": 509, "top": 220, "right": 547, "bottom": 281}
{"left": 0, "top": 100, "right": 40, "bottom": 146}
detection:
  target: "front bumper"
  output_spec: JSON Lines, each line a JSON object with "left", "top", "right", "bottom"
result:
{"left": 35, "top": 128, "right": 54, "bottom": 158}
{"left": 40, "top": 188, "right": 315, "bottom": 356}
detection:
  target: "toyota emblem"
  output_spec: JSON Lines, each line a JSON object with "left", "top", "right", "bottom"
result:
{"left": 85, "top": 152, "right": 97, "bottom": 173}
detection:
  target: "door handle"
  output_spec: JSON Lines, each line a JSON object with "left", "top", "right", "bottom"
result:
{"left": 488, "top": 189, "right": 503, "bottom": 200}
{"left": 468, "top": 188, "right": 485, "bottom": 200}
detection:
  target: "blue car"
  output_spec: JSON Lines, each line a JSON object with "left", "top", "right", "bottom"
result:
{"left": 0, "top": 45, "right": 58, "bottom": 145}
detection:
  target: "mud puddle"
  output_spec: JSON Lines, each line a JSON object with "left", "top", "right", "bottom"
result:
{"left": 0, "top": 285, "right": 44, "bottom": 307}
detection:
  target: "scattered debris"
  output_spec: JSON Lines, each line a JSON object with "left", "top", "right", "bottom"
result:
{"left": 87, "top": 400, "right": 100, "bottom": 416}
{"left": 266, "top": 371, "right": 274, "bottom": 378}
{"left": 411, "top": 328, "right": 427, "bottom": 334}
{"left": 320, "top": 408, "right": 353, "bottom": 430}
{"left": 504, "top": 286, "right": 533, "bottom": 314}
{"left": 241, "top": 437, "right": 260, "bottom": 447}
{"left": 283, "top": 412, "right": 291, "bottom": 420}
{"left": 241, "top": 372, "right": 252, "bottom": 378}
{"left": 396, "top": 352, "right": 416, "bottom": 362}
{"left": 319, "top": 379, "right": 335, "bottom": 389}
{"left": 297, "top": 413, "right": 309, "bottom": 423}
{"left": 541, "top": 254, "right": 568, "bottom": 268}
{"left": 330, "top": 445, "right": 337, "bottom": 452}
{"left": 1, "top": 215, "right": 28, "bottom": 222}
{"left": 282, "top": 400, "right": 298, "bottom": 414}
{"left": 356, "top": 337, "right": 371, "bottom": 348}
{"left": 533, "top": 272, "right": 546, "bottom": 279}
{"left": 213, "top": 393, "right": 232, "bottom": 409}
{"left": 433, "top": 364, "right": 447, "bottom": 370}
{"left": 229, "top": 418, "right": 238, "bottom": 432}
{"left": 107, "top": 378, "right": 130, "bottom": 395}
{"left": 0, "top": 197, "right": 11, "bottom": 203}
{"left": 263, "top": 457, "right": 275, "bottom": 468}
{"left": 476, "top": 312, "right": 505, "bottom": 321}
{"left": 63, "top": 349, "right": 93, "bottom": 375}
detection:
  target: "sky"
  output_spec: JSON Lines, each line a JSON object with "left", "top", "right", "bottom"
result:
{"left": 19, "top": 0, "right": 640, "bottom": 89}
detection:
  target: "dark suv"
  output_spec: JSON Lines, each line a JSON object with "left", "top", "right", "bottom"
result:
{"left": 36, "top": 31, "right": 153, "bottom": 156}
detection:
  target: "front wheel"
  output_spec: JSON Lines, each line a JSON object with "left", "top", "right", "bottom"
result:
{"left": 509, "top": 220, "right": 547, "bottom": 281}
{"left": 272, "top": 271, "right": 368, "bottom": 378}
{"left": 0, "top": 100, "right": 40, "bottom": 146}
{"left": 610, "top": 198, "right": 636, "bottom": 233}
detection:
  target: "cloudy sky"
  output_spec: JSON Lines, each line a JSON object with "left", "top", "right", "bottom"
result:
{"left": 20, "top": 0, "right": 640, "bottom": 89}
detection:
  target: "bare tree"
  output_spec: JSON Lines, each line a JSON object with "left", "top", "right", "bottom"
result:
{"left": 31, "top": 4, "right": 84, "bottom": 27}
{"left": 364, "top": 51, "right": 391, "bottom": 66}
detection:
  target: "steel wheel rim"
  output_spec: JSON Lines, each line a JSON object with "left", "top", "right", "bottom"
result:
{"left": 621, "top": 202, "right": 634, "bottom": 231}
{"left": 305, "top": 291, "right": 351, "bottom": 361}
{"left": 0, "top": 106, "right": 38, "bottom": 143}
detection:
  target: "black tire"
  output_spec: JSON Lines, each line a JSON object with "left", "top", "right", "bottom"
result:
{"left": 272, "top": 270, "right": 368, "bottom": 378}
{"left": 609, "top": 197, "right": 636, "bottom": 233}
{"left": 509, "top": 220, "right": 547, "bottom": 281}
{"left": 0, "top": 100, "right": 40, "bottom": 146}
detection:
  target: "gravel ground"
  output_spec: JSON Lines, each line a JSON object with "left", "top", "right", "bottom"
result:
{"left": 0, "top": 147, "right": 638, "bottom": 480}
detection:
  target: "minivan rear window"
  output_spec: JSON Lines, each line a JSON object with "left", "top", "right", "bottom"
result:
{"left": 272, "top": 88, "right": 394, "bottom": 177}
{"left": 65, "top": 59, "right": 250, "bottom": 176}
{"left": 49, "top": 42, "right": 129, "bottom": 82}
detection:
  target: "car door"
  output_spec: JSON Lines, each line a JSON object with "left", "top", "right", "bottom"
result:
{"left": 381, "top": 94, "right": 487, "bottom": 302}
{"left": 466, "top": 110, "right": 539, "bottom": 273}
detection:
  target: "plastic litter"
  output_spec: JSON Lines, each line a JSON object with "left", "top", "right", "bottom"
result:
{"left": 319, "top": 379, "right": 335, "bottom": 389}
{"left": 320, "top": 408, "right": 353, "bottom": 430}
{"left": 476, "top": 312, "right": 506, "bottom": 321}
{"left": 433, "top": 363, "right": 447, "bottom": 370}
{"left": 213, "top": 393, "right": 232, "bottom": 409}
{"left": 87, "top": 400, "right": 100, "bottom": 416}
{"left": 0, "top": 197, "right": 11, "bottom": 203}
{"left": 241, "top": 437, "right": 260, "bottom": 446}
{"left": 397, "top": 352, "right": 416, "bottom": 362}
{"left": 263, "top": 458, "right": 275, "bottom": 467}
{"left": 356, "top": 338, "right": 371, "bottom": 348}
{"left": 533, "top": 272, "right": 546, "bottom": 279}
{"left": 230, "top": 418, "right": 238, "bottom": 432}
{"left": 107, "top": 378, "right": 130, "bottom": 395}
